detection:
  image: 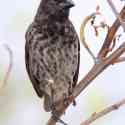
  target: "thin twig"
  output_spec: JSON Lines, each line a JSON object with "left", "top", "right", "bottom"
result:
{"left": 80, "top": 11, "right": 109, "bottom": 64}
{"left": 98, "top": 6, "right": 125, "bottom": 58}
{"left": 112, "top": 56, "right": 125, "bottom": 64}
{"left": 0, "top": 43, "right": 13, "bottom": 91}
{"left": 74, "top": 42, "right": 125, "bottom": 97}
{"left": 47, "top": 5, "right": 125, "bottom": 125}
{"left": 81, "top": 98, "right": 125, "bottom": 125}
{"left": 47, "top": 42, "right": 125, "bottom": 125}
{"left": 107, "top": 0, "right": 125, "bottom": 31}
{"left": 80, "top": 13, "right": 97, "bottom": 63}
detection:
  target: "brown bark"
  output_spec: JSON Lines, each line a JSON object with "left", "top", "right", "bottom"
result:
{"left": 47, "top": 6, "right": 125, "bottom": 125}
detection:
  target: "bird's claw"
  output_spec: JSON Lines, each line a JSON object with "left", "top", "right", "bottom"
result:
{"left": 63, "top": 93, "right": 76, "bottom": 106}
{"left": 51, "top": 109, "right": 68, "bottom": 125}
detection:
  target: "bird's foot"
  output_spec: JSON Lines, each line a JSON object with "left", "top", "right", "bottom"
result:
{"left": 63, "top": 93, "right": 76, "bottom": 106}
{"left": 69, "top": 94, "right": 76, "bottom": 106}
{"left": 51, "top": 108, "right": 68, "bottom": 125}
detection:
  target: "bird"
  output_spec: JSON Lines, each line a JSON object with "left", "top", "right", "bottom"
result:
{"left": 25, "top": 0, "right": 80, "bottom": 115}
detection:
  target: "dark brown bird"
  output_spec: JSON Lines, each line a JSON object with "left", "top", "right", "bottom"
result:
{"left": 25, "top": 0, "right": 80, "bottom": 113}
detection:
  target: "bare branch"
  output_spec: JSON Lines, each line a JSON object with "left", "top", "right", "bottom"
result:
{"left": 80, "top": 11, "right": 109, "bottom": 64}
{"left": 74, "top": 42, "right": 125, "bottom": 97}
{"left": 47, "top": 42, "right": 125, "bottom": 125}
{"left": 81, "top": 98, "right": 125, "bottom": 125}
{"left": 107, "top": 0, "right": 125, "bottom": 31}
{"left": 47, "top": 5, "right": 125, "bottom": 125}
{"left": 80, "top": 13, "right": 97, "bottom": 63}
{"left": 0, "top": 43, "right": 13, "bottom": 91}
{"left": 112, "top": 56, "right": 125, "bottom": 64}
{"left": 98, "top": 6, "right": 125, "bottom": 58}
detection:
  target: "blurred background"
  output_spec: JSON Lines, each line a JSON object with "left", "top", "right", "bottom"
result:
{"left": 0, "top": 0, "right": 125, "bottom": 125}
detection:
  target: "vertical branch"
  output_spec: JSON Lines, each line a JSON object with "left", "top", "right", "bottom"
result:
{"left": 3, "top": 44, "right": 13, "bottom": 87}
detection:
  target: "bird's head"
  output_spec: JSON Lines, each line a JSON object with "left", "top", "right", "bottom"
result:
{"left": 37, "top": 0, "right": 75, "bottom": 21}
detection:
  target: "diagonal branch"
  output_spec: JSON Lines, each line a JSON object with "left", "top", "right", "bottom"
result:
{"left": 112, "top": 56, "right": 125, "bottom": 64}
{"left": 47, "top": 42, "right": 125, "bottom": 125}
{"left": 98, "top": 6, "right": 125, "bottom": 59}
{"left": 80, "top": 98, "right": 125, "bottom": 125}
{"left": 107, "top": 0, "right": 125, "bottom": 31}
{"left": 74, "top": 42, "right": 125, "bottom": 97}
{"left": 47, "top": 4, "right": 125, "bottom": 125}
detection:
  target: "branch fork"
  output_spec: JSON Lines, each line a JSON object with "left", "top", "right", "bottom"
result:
{"left": 47, "top": 4, "right": 125, "bottom": 125}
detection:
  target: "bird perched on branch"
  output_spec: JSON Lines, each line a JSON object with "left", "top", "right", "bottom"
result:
{"left": 25, "top": 0, "right": 80, "bottom": 115}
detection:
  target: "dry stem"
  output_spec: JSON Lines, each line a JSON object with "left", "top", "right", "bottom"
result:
{"left": 47, "top": 6, "right": 125, "bottom": 125}
{"left": 107, "top": 0, "right": 125, "bottom": 31}
{"left": 0, "top": 44, "right": 13, "bottom": 91}
{"left": 81, "top": 98, "right": 125, "bottom": 125}
{"left": 98, "top": 6, "right": 125, "bottom": 58}
{"left": 47, "top": 41, "right": 125, "bottom": 125}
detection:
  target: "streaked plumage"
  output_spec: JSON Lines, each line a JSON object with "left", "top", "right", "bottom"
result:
{"left": 25, "top": 0, "right": 80, "bottom": 112}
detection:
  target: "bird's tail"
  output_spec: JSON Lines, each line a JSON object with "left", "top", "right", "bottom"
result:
{"left": 44, "top": 95, "right": 68, "bottom": 125}
{"left": 44, "top": 94, "right": 52, "bottom": 112}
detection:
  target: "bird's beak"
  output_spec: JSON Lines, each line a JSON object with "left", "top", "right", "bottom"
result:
{"left": 60, "top": 0, "right": 75, "bottom": 9}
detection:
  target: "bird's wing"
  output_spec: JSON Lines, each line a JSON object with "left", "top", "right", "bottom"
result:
{"left": 69, "top": 22, "right": 80, "bottom": 88}
{"left": 73, "top": 36, "right": 80, "bottom": 87}
{"left": 25, "top": 23, "right": 44, "bottom": 97}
